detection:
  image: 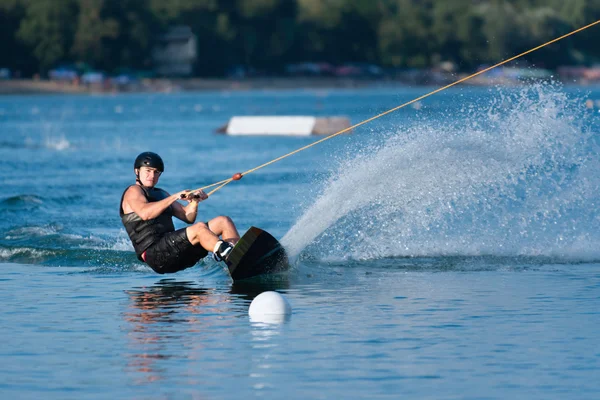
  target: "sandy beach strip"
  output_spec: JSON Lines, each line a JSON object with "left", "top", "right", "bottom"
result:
{"left": 0, "top": 77, "right": 407, "bottom": 95}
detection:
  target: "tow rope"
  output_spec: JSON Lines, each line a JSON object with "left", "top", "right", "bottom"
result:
{"left": 189, "top": 19, "right": 600, "bottom": 198}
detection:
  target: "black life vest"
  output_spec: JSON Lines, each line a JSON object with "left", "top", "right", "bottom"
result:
{"left": 119, "top": 185, "right": 175, "bottom": 261}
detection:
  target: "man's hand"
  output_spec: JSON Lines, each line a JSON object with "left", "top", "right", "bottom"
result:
{"left": 179, "top": 189, "right": 208, "bottom": 203}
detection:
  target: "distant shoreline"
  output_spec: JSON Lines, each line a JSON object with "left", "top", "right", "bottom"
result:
{"left": 0, "top": 75, "right": 530, "bottom": 95}
{"left": 0, "top": 77, "right": 398, "bottom": 95}
{"left": 0, "top": 75, "right": 590, "bottom": 95}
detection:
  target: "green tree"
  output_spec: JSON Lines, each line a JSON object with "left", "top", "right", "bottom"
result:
{"left": 378, "top": 0, "right": 433, "bottom": 68}
{"left": 4, "top": 0, "right": 600, "bottom": 77}
{"left": 430, "top": 1, "right": 487, "bottom": 69}
{"left": 295, "top": 0, "right": 381, "bottom": 64}
{"left": 16, "top": 0, "right": 79, "bottom": 72}
{"left": 97, "top": 0, "right": 158, "bottom": 72}
{"left": 0, "top": 0, "right": 36, "bottom": 75}
{"left": 70, "top": 0, "right": 119, "bottom": 69}
{"left": 230, "top": 0, "right": 298, "bottom": 70}
{"left": 559, "top": 0, "right": 600, "bottom": 64}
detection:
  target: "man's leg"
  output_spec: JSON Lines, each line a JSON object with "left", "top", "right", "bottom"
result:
{"left": 144, "top": 229, "right": 208, "bottom": 273}
{"left": 186, "top": 222, "right": 220, "bottom": 251}
{"left": 207, "top": 216, "right": 240, "bottom": 244}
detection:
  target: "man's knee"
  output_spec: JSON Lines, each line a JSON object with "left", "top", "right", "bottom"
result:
{"left": 194, "top": 221, "right": 209, "bottom": 229}
{"left": 213, "top": 215, "right": 233, "bottom": 227}
{"left": 187, "top": 222, "right": 208, "bottom": 240}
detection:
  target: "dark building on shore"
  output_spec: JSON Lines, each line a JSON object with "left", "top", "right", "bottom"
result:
{"left": 153, "top": 26, "right": 197, "bottom": 77}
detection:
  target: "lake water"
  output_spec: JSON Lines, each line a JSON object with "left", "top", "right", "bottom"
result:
{"left": 1, "top": 83, "right": 599, "bottom": 399}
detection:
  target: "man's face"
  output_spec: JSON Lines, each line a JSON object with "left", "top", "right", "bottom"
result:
{"left": 137, "top": 166, "right": 161, "bottom": 187}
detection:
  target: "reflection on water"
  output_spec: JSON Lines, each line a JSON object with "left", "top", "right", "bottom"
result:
{"left": 125, "top": 279, "right": 216, "bottom": 325}
{"left": 230, "top": 274, "right": 291, "bottom": 300}
{"left": 123, "top": 279, "right": 227, "bottom": 384}
{"left": 122, "top": 277, "right": 292, "bottom": 384}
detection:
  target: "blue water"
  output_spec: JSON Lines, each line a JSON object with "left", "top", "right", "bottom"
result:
{"left": 1, "top": 84, "right": 600, "bottom": 399}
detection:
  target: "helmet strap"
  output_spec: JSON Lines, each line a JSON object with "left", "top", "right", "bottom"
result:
{"left": 135, "top": 169, "right": 157, "bottom": 190}
{"left": 135, "top": 169, "right": 145, "bottom": 187}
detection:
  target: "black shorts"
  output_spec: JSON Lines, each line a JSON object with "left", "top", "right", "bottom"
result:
{"left": 144, "top": 228, "right": 208, "bottom": 274}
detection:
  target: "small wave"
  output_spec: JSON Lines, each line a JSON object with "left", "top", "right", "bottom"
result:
{"left": 1, "top": 225, "right": 137, "bottom": 260}
{"left": 0, "top": 136, "right": 74, "bottom": 151}
{"left": 0, "top": 244, "right": 139, "bottom": 268}
{"left": 0, "top": 246, "right": 57, "bottom": 262}
{"left": 3, "top": 224, "right": 61, "bottom": 240}
{"left": 0, "top": 195, "right": 44, "bottom": 211}
{"left": 0, "top": 243, "right": 228, "bottom": 279}
{"left": 0, "top": 194, "right": 86, "bottom": 213}
{"left": 78, "top": 236, "right": 134, "bottom": 252}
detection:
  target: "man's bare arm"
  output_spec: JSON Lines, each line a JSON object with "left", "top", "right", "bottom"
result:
{"left": 123, "top": 186, "right": 182, "bottom": 221}
{"left": 172, "top": 200, "right": 198, "bottom": 223}
{"left": 172, "top": 190, "right": 207, "bottom": 223}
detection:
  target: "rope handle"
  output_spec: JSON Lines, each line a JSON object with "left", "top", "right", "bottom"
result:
{"left": 183, "top": 173, "right": 243, "bottom": 198}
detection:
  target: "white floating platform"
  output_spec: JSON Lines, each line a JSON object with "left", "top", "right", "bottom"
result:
{"left": 218, "top": 116, "right": 351, "bottom": 136}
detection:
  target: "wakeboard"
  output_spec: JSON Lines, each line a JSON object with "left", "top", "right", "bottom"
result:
{"left": 225, "top": 226, "right": 289, "bottom": 281}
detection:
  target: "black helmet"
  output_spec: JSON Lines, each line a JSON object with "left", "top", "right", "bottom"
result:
{"left": 134, "top": 152, "right": 164, "bottom": 172}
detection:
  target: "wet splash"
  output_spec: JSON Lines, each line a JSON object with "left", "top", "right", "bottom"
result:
{"left": 0, "top": 223, "right": 133, "bottom": 268}
{"left": 282, "top": 83, "right": 600, "bottom": 261}
{"left": 0, "top": 223, "right": 229, "bottom": 277}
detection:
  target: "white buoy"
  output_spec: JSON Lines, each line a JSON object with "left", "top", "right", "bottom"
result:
{"left": 249, "top": 291, "right": 292, "bottom": 323}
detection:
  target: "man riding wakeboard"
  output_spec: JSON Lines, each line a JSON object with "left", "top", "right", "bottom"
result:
{"left": 119, "top": 152, "right": 239, "bottom": 274}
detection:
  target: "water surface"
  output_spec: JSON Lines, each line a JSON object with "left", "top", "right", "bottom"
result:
{"left": 1, "top": 84, "right": 599, "bottom": 399}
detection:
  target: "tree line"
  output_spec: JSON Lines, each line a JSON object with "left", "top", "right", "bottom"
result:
{"left": 1, "top": 0, "right": 599, "bottom": 77}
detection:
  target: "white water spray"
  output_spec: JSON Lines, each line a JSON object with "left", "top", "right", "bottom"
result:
{"left": 282, "top": 83, "right": 600, "bottom": 261}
